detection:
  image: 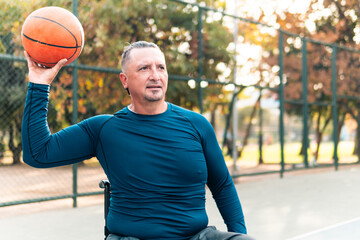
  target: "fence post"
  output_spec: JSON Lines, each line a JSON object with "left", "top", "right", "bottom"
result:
{"left": 258, "top": 89, "right": 263, "bottom": 164}
{"left": 301, "top": 38, "right": 309, "bottom": 167}
{"left": 331, "top": 45, "right": 339, "bottom": 170}
{"left": 278, "top": 31, "right": 285, "bottom": 178}
{"left": 72, "top": 0, "right": 79, "bottom": 208}
{"left": 232, "top": 0, "right": 239, "bottom": 172}
{"left": 197, "top": 8, "right": 204, "bottom": 114}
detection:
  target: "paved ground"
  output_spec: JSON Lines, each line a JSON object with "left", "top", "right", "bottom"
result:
{"left": 287, "top": 217, "right": 360, "bottom": 240}
{"left": 1, "top": 165, "right": 359, "bottom": 240}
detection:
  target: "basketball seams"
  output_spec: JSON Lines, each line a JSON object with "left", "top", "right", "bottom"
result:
{"left": 29, "top": 15, "right": 83, "bottom": 48}
{"left": 22, "top": 34, "right": 80, "bottom": 49}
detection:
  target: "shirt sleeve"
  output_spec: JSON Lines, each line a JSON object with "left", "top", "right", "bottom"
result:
{"left": 21, "top": 82, "right": 96, "bottom": 168}
{"left": 194, "top": 114, "right": 247, "bottom": 234}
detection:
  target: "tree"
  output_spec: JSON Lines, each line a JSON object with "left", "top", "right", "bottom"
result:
{"left": 1, "top": 0, "right": 236, "bottom": 163}
{"left": 0, "top": 1, "right": 31, "bottom": 164}
{"left": 0, "top": 34, "right": 27, "bottom": 164}
{"left": 53, "top": 0, "right": 235, "bottom": 129}
{"left": 0, "top": 1, "right": 66, "bottom": 164}
{"left": 306, "top": 0, "right": 360, "bottom": 161}
{"left": 251, "top": 0, "right": 360, "bottom": 162}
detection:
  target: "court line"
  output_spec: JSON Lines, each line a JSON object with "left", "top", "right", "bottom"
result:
{"left": 287, "top": 216, "right": 360, "bottom": 240}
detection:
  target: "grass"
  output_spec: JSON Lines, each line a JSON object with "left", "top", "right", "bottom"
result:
{"left": 1, "top": 141, "right": 358, "bottom": 166}
{"left": 225, "top": 141, "right": 358, "bottom": 164}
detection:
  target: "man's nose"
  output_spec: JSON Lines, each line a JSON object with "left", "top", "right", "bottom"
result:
{"left": 150, "top": 67, "right": 160, "bottom": 80}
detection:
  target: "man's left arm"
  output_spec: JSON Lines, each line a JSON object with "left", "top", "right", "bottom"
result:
{"left": 196, "top": 115, "right": 247, "bottom": 234}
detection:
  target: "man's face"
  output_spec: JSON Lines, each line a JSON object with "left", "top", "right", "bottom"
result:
{"left": 120, "top": 47, "right": 168, "bottom": 103}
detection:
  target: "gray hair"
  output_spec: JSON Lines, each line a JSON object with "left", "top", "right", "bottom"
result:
{"left": 120, "top": 41, "right": 161, "bottom": 71}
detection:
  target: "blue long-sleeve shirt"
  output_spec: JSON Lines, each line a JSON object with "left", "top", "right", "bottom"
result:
{"left": 22, "top": 82, "right": 246, "bottom": 239}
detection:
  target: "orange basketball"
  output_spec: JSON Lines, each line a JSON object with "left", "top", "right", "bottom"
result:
{"left": 21, "top": 6, "right": 84, "bottom": 68}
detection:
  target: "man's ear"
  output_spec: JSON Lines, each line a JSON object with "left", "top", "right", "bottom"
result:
{"left": 120, "top": 72, "right": 130, "bottom": 95}
{"left": 119, "top": 72, "right": 128, "bottom": 89}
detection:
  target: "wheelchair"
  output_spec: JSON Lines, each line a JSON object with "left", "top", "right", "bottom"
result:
{"left": 99, "top": 180, "right": 255, "bottom": 240}
{"left": 99, "top": 179, "right": 111, "bottom": 240}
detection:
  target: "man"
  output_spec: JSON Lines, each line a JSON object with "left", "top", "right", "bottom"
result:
{"left": 22, "top": 41, "right": 253, "bottom": 240}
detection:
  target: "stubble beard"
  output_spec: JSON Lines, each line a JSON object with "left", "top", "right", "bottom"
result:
{"left": 144, "top": 89, "right": 164, "bottom": 102}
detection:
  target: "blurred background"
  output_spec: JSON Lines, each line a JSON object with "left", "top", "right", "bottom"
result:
{"left": 1, "top": 0, "right": 360, "bottom": 209}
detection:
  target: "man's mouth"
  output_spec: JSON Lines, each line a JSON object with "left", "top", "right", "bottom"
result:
{"left": 146, "top": 85, "right": 162, "bottom": 90}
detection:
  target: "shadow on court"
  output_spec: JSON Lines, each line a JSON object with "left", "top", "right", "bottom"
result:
{"left": 0, "top": 165, "right": 359, "bottom": 240}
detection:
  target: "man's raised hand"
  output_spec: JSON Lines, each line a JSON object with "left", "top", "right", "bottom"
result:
{"left": 24, "top": 51, "right": 68, "bottom": 85}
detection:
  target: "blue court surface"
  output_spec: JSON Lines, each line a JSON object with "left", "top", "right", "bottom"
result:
{"left": 288, "top": 217, "right": 360, "bottom": 240}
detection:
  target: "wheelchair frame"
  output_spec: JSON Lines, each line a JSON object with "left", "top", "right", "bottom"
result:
{"left": 99, "top": 179, "right": 111, "bottom": 240}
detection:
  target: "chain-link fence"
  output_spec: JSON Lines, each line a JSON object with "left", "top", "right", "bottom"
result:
{"left": 1, "top": 0, "right": 360, "bottom": 208}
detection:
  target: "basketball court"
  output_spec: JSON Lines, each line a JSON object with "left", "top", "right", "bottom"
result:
{"left": 209, "top": 165, "right": 360, "bottom": 240}
{"left": 288, "top": 217, "right": 360, "bottom": 240}
{"left": 1, "top": 165, "right": 359, "bottom": 240}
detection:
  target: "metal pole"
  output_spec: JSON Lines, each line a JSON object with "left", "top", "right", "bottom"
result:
{"left": 197, "top": 8, "right": 204, "bottom": 114}
{"left": 357, "top": 111, "right": 360, "bottom": 162}
{"left": 232, "top": 0, "right": 238, "bottom": 172}
{"left": 301, "top": 38, "right": 309, "bottom": 167}
{"left": 278, "top": 31, "right": 285, "bottom": 178}
{"left": 72, "top": 0, "right": 79, "bottom": 208}
{"left": 258, "top": 89, "right": 263, "bottom": 164}
{"left": 331, "top": 46, "right": 339, "bottom": 170}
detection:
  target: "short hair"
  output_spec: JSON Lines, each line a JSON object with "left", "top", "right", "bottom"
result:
{"left": 120, "top": 41, "right": 161, "bottom": 71}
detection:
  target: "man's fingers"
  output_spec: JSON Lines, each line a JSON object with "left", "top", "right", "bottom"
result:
{"left": 24, "top": 50, "right": 30, "bottom": 59}
{"left": 58, "top": 58, "right": 68, "bottom": 67}
{"left": 24, "top": 51, "right": 36, "bottom": 69}
{"left": 24, "top": 51, "right": 68, "bottom": 85}
{"left": 52, "top": 58, "right": 68, "bottom": 74}
{"left": 24, "top": 51, "right": 67, "bottom": 71}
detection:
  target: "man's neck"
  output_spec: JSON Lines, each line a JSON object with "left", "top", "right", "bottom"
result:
{"left": 128, "top": 101, "right": 167, "bottom": 115}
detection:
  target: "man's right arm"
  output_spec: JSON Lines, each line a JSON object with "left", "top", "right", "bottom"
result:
{"left": 21, "top": 52, "right": 95, "bottom": 168}
{"left": 21, "top": 83, "right": 96, "bottom": 168}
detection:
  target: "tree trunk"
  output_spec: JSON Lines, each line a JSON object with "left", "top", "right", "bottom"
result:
{"left": 334, "top": 112, "right": 346, "bottom": 152}
{"left": 299, "top": 116, "right": 313, "bottom": 156}
{"left": 8, "top": 124, "right": 22, "bottom": 165}
{"left": 314, "top": 110, "right": 322, "bottom": 160}
{"left": 354, "top": 115, "right": 360, "bottom": 163}
{"left": 353, "top": 112, "right": 360, "bottom": 162}
{"left": 313, "top": 108, "right": 331, "bottom": 162}
{"left": 314, "top": 132, "right": 322, "bottom": 160}
{"left": 238, "top": 96, "right": 261, "bottom": 158}
{"left": 210, "top": 104, "right": 216, "bottom": 129}
{"left": 343, "top": 103, "right": 360, "bottom": 161}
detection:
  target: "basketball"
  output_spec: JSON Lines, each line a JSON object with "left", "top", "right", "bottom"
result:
{"left": 21, "top": 6, "right": 84, "bottom": 68}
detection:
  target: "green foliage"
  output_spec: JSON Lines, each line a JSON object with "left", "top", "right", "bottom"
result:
{"left": 75, "top": 0, "right": 233, "bottom": 114}
{"left": 0, "top": 37, "right": 27, "bottom": 164}
{"left": 0, "top": 0, "right": 235, "bottom": 163}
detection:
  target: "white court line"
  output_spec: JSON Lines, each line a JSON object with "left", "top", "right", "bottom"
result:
{"left": 287, "top": 216, "right": 360, "bottom": 240}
